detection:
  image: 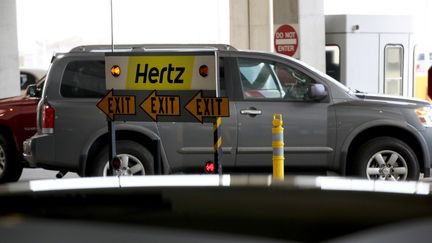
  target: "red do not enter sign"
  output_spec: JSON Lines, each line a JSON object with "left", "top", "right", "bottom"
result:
{"left": 274, "top": 24, "right": 298, "bottom": 57}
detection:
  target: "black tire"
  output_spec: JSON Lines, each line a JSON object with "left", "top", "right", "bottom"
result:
{"left": 353, "top": 137, "right": 419, "bottom": 181}
{"left": 0, "top": 134, "right": 23, "bottom": 183}
{"left": 89, "top": 140, "right": 154, "bottom": 177}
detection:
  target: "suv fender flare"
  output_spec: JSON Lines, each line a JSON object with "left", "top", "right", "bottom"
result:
{"left": 338, "top": 119, "right": 431, "bottom": 176}
{"left": 78, "top": 123, "right": 170, "bottom": 176}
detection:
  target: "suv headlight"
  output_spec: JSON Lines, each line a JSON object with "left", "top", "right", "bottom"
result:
{"left": 415, "top": 106, "right": 432, "bottom": 127}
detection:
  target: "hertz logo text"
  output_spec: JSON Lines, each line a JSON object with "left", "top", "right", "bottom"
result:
{"left": 135, "top": 64, "right": 185, "bottom": 84}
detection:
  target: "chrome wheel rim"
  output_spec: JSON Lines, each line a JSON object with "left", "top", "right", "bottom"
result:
{"left": 102, "top": 154, "right": 145, "bottom": 176}
{"left": 366, "top": 150, "right": 408, "bottom": 181}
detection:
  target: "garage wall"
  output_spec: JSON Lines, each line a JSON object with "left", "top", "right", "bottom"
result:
{"left": 0, "top": 0, "right": 20, "bottom": 98}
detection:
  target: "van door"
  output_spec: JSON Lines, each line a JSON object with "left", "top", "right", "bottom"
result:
{"left": 233, "top": 54, "right": 334, "bottom": 171}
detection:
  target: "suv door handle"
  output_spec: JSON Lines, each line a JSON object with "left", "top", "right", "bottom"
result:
{"left": 240, "top": 109, "right": 262, "bottom": 116}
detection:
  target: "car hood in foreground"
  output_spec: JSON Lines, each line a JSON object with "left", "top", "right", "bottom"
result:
{"left": 0, "top": 175, "right": 431, "bottom": 242}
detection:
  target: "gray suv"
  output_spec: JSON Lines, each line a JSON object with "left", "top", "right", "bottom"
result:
{"left": 24, "top": 44, "right": 432, "bottom": 180}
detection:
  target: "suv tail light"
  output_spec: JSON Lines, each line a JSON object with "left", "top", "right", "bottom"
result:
{"left": 42, "top": 103, "right": 55, "bottom": 134}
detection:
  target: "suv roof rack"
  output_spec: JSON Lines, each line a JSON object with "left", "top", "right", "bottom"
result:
{"left": 70, "top": 44, "right": 237, "bottom": 53}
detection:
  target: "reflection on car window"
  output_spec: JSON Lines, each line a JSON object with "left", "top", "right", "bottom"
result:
{"left": 60, "top": 61, "right": 106, "bottom": 98}
{"left": 238, "top": 58, "right": 283, "bottom": 99}
{"left": 273, "top": 63, "right": 316, "bottom": 101}
{"left": 238, "top": 57, "right": 317, "bottom": 101}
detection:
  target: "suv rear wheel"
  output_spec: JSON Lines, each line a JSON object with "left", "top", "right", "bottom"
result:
{"left": 353, "top": 137, "right": 420, "bottom": 181}
{"left": 89, "top": 140, "right": 154, "bottom": 177}
{"left": 0, "top": 135, "right": 23, "bottom": 182}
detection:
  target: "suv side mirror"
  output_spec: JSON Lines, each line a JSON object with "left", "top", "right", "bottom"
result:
{"left": 26, "top": 84, "right": 40, "bottom": 98}
{"left": 309, "top": 83, "right": 327, "bottom": 101}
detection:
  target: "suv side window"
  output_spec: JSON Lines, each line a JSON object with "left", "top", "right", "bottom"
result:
{"left": 238, "top": 58, "right": 283, "bottom": 99}
{"left": 60, "top": 60, "right": 106, "bottom": 98}
{"left": 273, "top": 63, "right": 317, "bottom": 101}
{"left": 238, "top": 57, "right": 318, "bottom": 101}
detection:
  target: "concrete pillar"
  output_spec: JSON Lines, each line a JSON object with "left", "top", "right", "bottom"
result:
{"left": 229, "top": 0, "right": 250, "bottom": 49}
{"left": 297, "top": 0, "right": 325, "bottom": 72}
{"left": 0, "top": 0, "right": 20, "bottom": 98}
{"left": 230, "top": 0, "right": 273, "bottom": 51}
{"left": 273, "top": 0, "right": 325, "bottom": 71}
{"left": 248, "top": 0, "right": 273, "bottom": 51}
{"left": 230, "top": 0, "right": 325, "bottom": 72}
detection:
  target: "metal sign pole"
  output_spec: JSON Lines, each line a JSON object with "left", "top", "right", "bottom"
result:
{"left": 213, "top": 117, "right": 222, "bottom": 175}
{"left": 108, "top": 119, "right": 116, "bottom": 176}
{"left": 108, "top": 0, "right": 116, "bottom": 176}
{"left": 213, "top": 51, "right": 222, "bottom": 175}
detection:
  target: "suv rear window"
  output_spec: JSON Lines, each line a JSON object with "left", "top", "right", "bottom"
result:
{"left": 61, "top": 60, "right": 106, "bottom": 98}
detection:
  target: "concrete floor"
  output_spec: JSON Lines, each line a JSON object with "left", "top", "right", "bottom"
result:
{"left": 19, "top": 168, "right": 79, "bottom": 182}
{"left": 18, "top": 168, "right": 432, "bottom": 182}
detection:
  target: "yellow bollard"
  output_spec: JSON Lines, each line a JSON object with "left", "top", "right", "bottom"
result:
{"left": 272, "top": 114, "right": 284, "bottom": 180}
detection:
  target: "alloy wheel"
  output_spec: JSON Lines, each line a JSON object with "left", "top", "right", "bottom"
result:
{"left": 365, "top": 150, "right": 408, "bottom": 181}
{"left": 102, "top": 154, "right": 146, "bottom": 176}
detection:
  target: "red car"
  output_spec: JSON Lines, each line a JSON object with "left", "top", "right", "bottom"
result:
{"left": 0, "top": 78, "right": 44, "bottom": 182}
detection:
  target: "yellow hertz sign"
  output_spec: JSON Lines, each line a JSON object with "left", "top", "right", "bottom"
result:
{"left": 105, "top": 54, "right": 217, "bottom": 91}
{"left": 127, "top": 56, "right": 193, "bottom": 90}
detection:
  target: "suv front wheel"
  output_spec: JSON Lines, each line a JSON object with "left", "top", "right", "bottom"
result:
{"left": 353, "top": 137, "right": 420, "bottom": 181}
{"left": 90, "top": 140, "right": 154, "bottom": 177}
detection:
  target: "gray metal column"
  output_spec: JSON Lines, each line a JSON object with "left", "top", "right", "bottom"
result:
{"left": 230, "top": 0, "right": 325, "bottom": 72}
{"left": 0, "top": 0, "right": 20, "bottom": 98}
